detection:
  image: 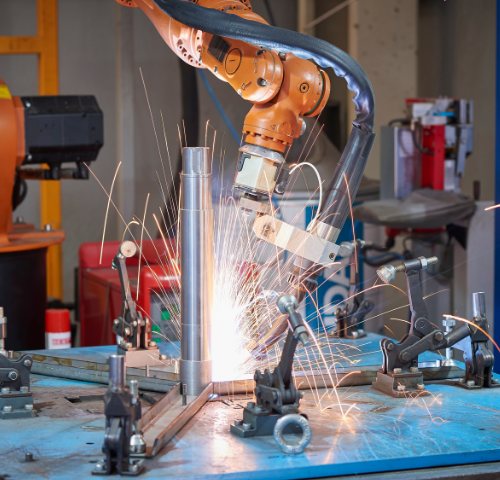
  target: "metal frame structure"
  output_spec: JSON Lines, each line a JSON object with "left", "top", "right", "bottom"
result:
{"left": 0, "top": 0, "right": 62, "bottom": 299}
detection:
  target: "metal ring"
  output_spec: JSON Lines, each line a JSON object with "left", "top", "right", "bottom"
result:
{"left": 273, "top": 414, "right": 312, "bottom": 454}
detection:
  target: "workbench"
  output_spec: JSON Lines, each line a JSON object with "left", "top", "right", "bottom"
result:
{"left": 2, "top": 334, "right": 500, "bottom": 480}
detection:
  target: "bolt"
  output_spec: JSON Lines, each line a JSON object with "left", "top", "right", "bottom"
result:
{"left": 20, "top": 386, "right": 29, "bottom": 393}
{"left": 492, "top": 378, "right": 499, "bottom": 385}
{"left": 1, "top": 387, "right": 10, "bottom": 394}
{"left": 132, "top": 321, "right": 137, "bottom": 327}
{"left": 419, "top": 320, "right": 426, "bottom": 329}
{"left": 149, "top": 341, "right": 156, "bottom": 347}
{"left": 124, "top": 328, "right": 131, "bottom": 336}
{"left": 410, "top": 367, "right": 419, "bottom": 373}
{"left": 95, "top": 463, "right": 104, "bottom": 471}
{"left": 467, "top": 380, "right": 476, "bottom": 387}
{"left": 25, "top": 452, "right": 34, "bottom": 462}
{"left": 114, "top": 319, "right": 119, "bottom": 325}
{"left": 24, "top": 359, "right": 32, "bottom": 368}
{"left": 397, "top": 385, "right": 406, "bottom": 392}
{"left": 8, "top": 371, "right": 18, "bottom": 381}
{"left": 3, "top": 405, "right": 12, "bottom": 413}
{"left": 242, "top": 423, "right": 252, "bottom": 431}
{"left": 329, "top": 253, "right": 335, "bottom": 260}
{"left": 434, "top": 331, "right": 444, "bottom": 342}
{"left": 401, "top": 352, "right": 411, "bottom": 362}
{"left": 393, "top": 368, "right": 402, "bottom": 374}
{"left": 235, "top": 419, "right": 243, "bottom": 426}
{"left": 386, "top": 342, "right": 394, "bottom": 351}
{"left": 417, "top": 383, "right": 425, "bottom": 390}
{"left": 43, "top": 224, "right": 52, "bottom": 232}
{"left": 130, "top": 464, "right": 139, "bottom": 473}
{"left": 25, "top": 102, "right": 31, "bottom": 108}
{"left": 279, "top": 52, "right": 287, "bottom": 60}
{"left": 351, "top": 331, "right": 359, "bottom": 339}
{"left": 459, "top": 377, "right": 466, "bottom": 384}
{"left": 160, "top": 354, "right": 167, "bottom": 360}
{"left": 24, "top": 404, "right": 34, "bottom": 411}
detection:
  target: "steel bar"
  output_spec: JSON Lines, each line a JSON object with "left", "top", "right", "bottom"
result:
{"left": 180, "top": 147, "right": 213, "bottom": 396}
{"left": 140, "top": 383, "right": 214, "bottom": 457}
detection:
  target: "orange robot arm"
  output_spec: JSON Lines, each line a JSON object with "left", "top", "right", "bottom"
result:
{"left": 116, "top": 0, "right": 330, "bottom": 195}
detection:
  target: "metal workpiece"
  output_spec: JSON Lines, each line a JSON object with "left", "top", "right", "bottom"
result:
{"left": 180, "top": 147, "right": 213, "bottom": 397}
{"left": 473, "top": 292, "right": 486, "bottom": 319}
{"left": 319, "top": 126, "right": 376, "bottom": 233}
{"left": 108, "top": 355, "right": 125, "bottom": 393}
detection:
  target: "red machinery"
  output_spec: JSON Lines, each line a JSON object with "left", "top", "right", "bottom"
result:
{"left": 79, "top": 239, "right": 179, "bottom": 347}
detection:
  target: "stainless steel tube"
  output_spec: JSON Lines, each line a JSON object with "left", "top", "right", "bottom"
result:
{"left": 109, "top": 354, "right": 125, "bottom": 392}
{"left": 180, "top": 147, "right": 213, "bottom": 396}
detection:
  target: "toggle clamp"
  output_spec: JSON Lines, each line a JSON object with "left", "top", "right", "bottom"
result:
{"left": 112, "top": 241, "right": 166, "bottom": 368}
{"left": 372, "top": 256, "right": 499, "bottom": 397}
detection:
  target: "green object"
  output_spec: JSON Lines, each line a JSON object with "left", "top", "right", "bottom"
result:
{"left": 152, "top": 325, "right": 162, "bottom": 342}
{"left": 161, "top": 310, "right": 171, "bottom": 321}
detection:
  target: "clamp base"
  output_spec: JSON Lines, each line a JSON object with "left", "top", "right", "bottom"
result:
{"left": 116, "top": 347, "right": 164, "bottom": 368}
{"left": 441, "top": 378, "right": 500, "bottom": 390}
{"left": 332, "top": 328, "right": 367, "bottom": 340}
{"left": 231, "top": 406, "right": 303, "bottom": 438}
{"left": 0, "top": 392, "right": 36, "bottom": 419}
{"left": 372, "top": 371, "right": 429, "bottom": 398}
{"left": 92, "top": 458, "right": 145, "bottom": 476}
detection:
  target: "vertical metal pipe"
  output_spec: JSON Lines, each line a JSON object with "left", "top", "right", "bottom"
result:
{"left": 180, "top": 147, "right": 213, "bottom": 396}
{"left": 109, "top": 354, "right": 125, "bottom": 392}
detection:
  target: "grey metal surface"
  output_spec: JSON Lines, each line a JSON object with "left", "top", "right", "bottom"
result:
{"left": 180, "top": 147, "right": 213, "bottom": 396}
{"left": 380, "top": 126, "right": 420, "bottom": 200}
{"left": 109, "top": 354, "right": 125, "bottom": 392}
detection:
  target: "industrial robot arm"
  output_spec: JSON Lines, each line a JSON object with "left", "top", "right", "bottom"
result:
{"left": 115, "top": 0, "right": 330, "bottom": 197}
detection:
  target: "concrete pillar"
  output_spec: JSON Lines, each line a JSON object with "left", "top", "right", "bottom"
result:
{"left": 347, "top": 0, "right": 418, "bottom": 180}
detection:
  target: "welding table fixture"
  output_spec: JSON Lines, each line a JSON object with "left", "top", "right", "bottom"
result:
{"left": 93, "top": 355, "right": 145, "bottom": 476}
{"left": 115, "top": 0, "right": 376, "bottom": 325}
{"left": 111, "top": 242, "right": 166, "bottom": 368}
{"left": 180, "top": 147, "right": 213, "bottom": 397}
{"left": 373, "top": 256, "right": 499, "bottom": 397}
{"left": 231, "top": 294, "right": 312, "bottom": 454}
{"left": 0, "top": 307, "right": 36, "bottom": 419}
{"left": 332, "top": 239, "right": 374, "bottom": 340}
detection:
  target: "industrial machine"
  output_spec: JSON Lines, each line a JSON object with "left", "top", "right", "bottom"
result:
{"left": 115, "top": 0, "right": 375, "bottom": 330}
{"left": 373, "top": 256, "right": 499, "bottom": 397}
{"left": 381, "top": 97, "right": 473, "bottom": 199}
{"left": 0, "top": 78, "right": 103, "bottom": 350}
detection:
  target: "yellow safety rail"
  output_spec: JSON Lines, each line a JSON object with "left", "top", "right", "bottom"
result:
{"left": 0, "top": 0, "right": 62, "bottom": 299}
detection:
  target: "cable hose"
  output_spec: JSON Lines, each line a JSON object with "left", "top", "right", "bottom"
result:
{"left": 151, "top": 0, "right": 375, "bottom": 132}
